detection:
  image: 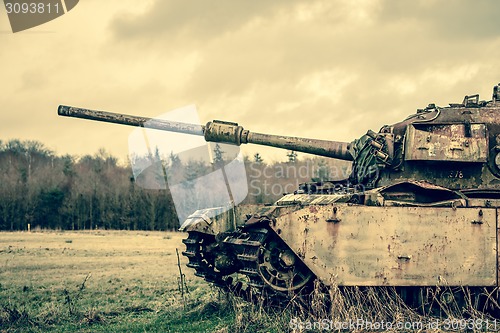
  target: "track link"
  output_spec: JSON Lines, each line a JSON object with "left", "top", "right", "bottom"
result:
{"left": 182, "top": 227, "right": 313, "bottom": 305}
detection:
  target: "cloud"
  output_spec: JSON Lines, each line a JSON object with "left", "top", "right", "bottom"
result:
{"left": 2, "top": 0, "right": 500, "bottom": 163}
{"left": 111, "top": 0, "right": 304, "bottom": 41}
{"left": 104, "top": 0, "right": 500, "bottom": 159}
{"left": 377, "top": 0, "right": 500, "bottom": 40}
{"left": 108, "top": 0, "right": 500, "bottom": 97}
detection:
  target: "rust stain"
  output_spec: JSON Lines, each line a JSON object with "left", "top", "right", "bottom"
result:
{"left": 326, "top": 222, "right": 340, "bottom": 238}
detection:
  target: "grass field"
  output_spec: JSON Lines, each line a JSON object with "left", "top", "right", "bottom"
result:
{"left": 2, "top": 231, "right": 496, "bottom": 333}
{"left": 0, "top": 231, "right": 291, "bottom": 333}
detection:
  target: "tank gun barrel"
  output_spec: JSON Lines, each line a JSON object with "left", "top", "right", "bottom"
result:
{"left": 58, "top": 105, "right": 204, "bottom": 135}
{"left": 58, "top": 105, "right": 353, "bottom": 161}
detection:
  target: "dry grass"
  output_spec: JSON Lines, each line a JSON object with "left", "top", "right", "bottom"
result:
{"left": 2, "top": 231, "right": 499, "bottom": 332}
{"left": 1, "top": 230, "right": 188, "bottom": 288}
{"left": 0, "top": 230, "right": 230, "bottom": 332}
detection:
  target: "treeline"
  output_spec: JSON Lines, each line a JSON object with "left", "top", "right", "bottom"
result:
{"left": 0, "top": 140, "right": 351, "bottom": 231}
{"left": 0, "top": 140, "right": 177, "bottom": 231}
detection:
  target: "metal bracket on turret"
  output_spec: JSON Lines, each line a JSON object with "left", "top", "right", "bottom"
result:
{"left": 366, "top": 130, "right": 392, "bottom": 165}
{"left": 462, "top": 94, "right": 488, "bottom": 107}
{"left": 493, "top": 83, "right": 500, "bottom": 102}
{"left": 462, "top": 94, "right": 479, "bottom": 107}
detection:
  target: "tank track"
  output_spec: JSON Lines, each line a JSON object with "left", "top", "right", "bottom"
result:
{"left": 182, "top": 228, "right": 300, "bottom": 303}
{"left": 181, "top": 232, "right": 225, "bottom": 286}
{"left": 223, "top": 228, "right": 269, "bottom": 291}
{"left": 182, "top": 230, "right": 500, "bottom": 315}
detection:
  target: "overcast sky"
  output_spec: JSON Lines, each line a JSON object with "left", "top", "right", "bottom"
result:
{"left": 1, "top": 0, "right": 499, "bottom": 163}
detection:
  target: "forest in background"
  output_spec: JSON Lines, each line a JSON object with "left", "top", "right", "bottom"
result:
{"left": 0, "top": 139, "right": 351, "bottom": 231}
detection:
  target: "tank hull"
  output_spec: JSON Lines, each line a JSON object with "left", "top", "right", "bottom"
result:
{"left": 180, "top": 182, "right": 500, "bottom": 307}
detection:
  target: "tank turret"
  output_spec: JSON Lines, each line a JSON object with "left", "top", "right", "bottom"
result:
{"left": 59, "top": 82, "right": 500, "bottom": 192}
{"left": 58, "top": 83, "right": 500, "bottom": 315}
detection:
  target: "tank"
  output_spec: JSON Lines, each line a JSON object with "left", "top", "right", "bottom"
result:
{"left": 58, "top": 82, "right": 500, "bottom": 311}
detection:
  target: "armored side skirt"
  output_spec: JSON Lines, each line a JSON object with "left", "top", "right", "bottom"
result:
{"left": 271, "top": 205, "right": 497, "bottom": 287}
